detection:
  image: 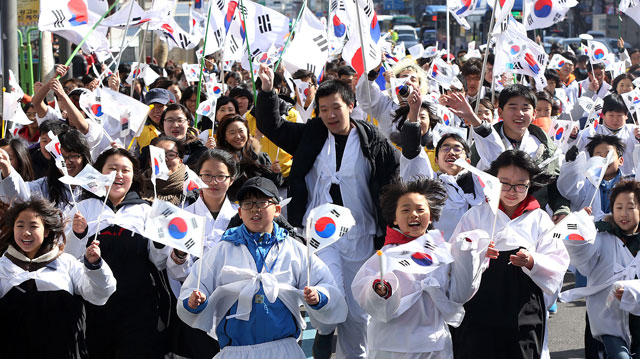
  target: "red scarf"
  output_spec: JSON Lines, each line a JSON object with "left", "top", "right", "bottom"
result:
{"left": 384, "top": 226, "right": 419, "bottom": 246}
{"left": 498, "top": 194, "right": 540, "bottom": 219}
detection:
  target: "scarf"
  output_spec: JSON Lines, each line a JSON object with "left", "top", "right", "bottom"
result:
{"left": 5, "top": 243, "right": 62, "bottom": 272}
{"left": 596, "top": 219, "right": 640, "bottom": 256}
{"left": 498, "top": 194, "right": 540, "bottom": 220}
{"left": 384, "top": 226, "right": 418, "bottom": 246}
{"left": 143, "top": 163, "right": 186, "bottom": 205}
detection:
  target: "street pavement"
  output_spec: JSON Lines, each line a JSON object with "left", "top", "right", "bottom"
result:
{"left": 549, "top": 271, "right": 588, "bottom": 359}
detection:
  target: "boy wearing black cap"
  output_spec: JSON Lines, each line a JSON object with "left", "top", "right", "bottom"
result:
{"left": 177, "top": 177, "right": 347, "bottom": 358}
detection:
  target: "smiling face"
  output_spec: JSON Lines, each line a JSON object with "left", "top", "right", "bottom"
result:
{"left": 238, "top": 194, "right": 281, "bottom": 233}
{"left": 613, "top": 191, "right": 640, "bottom": 235}
{"left": 39, "top": 133, "right": 52, "bottom": 160}
{"left": 155, "top": 140, "right": 182, "bottom": 173}
{"left": 393, "top": 192, "right": 431, "bottom": 238}
{"left": 616, "top": 78, "right": 634, "bottom": 94}
{"left": 318, "top": 93, "right": 353, "bottom": 136}
{"left": 498, "top": 96, "right": 536, "bottom": 140}
{"left": 14, "top": 209, "right": 49, "bottom": 259}
{"left": 497, "top": 165, "right": 531, "bottom": 213}
{"left": 61, "top": 148, "right": 83, "bottom": 177}
{"left": 224, "top": 120, "right": 248, "bottom": 150}
{"left": 536, "top": 99, "right": 552, "bottom": 119}
{"left": 199, "top": 158, "right": 233, "bottom": 203}
{"left": 149, "top": 103, "right": 167, "bottom": 124}
{"left": 102, "top": 154, "right": 134, "bottom": 204}
{"left": 216, "top": 103, "right": 236, "bottom": 122}
{"left": 163, "top": 109, "right": 189, "bottom": 139}
{"left": 436, "top": 137, "right": 468, "bottom": 175}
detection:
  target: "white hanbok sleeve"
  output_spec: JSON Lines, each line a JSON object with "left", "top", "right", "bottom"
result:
{"left": 351, "top": 255, "right": 402, "bottom": 322}
{"left": 556, "top": 153, "right": 595, "bottom": 207}
{"left": 69, "top": 255, "right": 117, "bottom": 305}
{"left": 400, "top": 149, "right": 436, "bottom": 181}
{"left": 302, "top": 252, "right": 349, "bottom": 328}
{"left": 166, "top": 254, "right": 193, "bottom": 282}
{"left": 523, "top": 213, "right": 570, "bottom": 295}
{"left": 619, "top": 279, "right": 640, "bottom": 315}
{"left": 0, "top": 169, "right": 35, "bottom": 202}
{"left": 471, "top": 126, "right": 506, "bottom": 170}
{"left": 355, "top": 75, "right": 396, "bottom": 138}
{"left": 147, "top": 236, "right": 170, "bottom": 271}
{"left": 448, "top": 234, "right": 492, "bottom": 303}
{"left": 176, "top": 251, "right": 219, "bottom": 336}
{"left": 563, "top": 232, "right": 601, "bottom": 277}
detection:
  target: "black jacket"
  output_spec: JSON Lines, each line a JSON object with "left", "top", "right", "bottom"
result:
{"left": 256, "top": 90, "right": 399, "bottom": 249}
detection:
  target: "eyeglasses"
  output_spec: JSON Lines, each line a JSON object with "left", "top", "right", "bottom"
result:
{"left": 240, "top": 200, "right": 275, "bottom": 210}
{"left": 165, "top": 150, "right": 179, "bottom": 160}
{"left": 165, "top": 117, "right": 187, "bottom": 124}
{"left": 440, "top": 145, "right": 464, "bottom": 154}
{"left": 500, "top": 182, "right": 529, "bottom": 193}
{"left": 62, "top": 154, "right": 83, "bottom": 162}
{"left": 199, "top": 174, "right": 231, "bottom": 183}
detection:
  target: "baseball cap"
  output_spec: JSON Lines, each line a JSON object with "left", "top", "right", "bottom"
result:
{"left": 237, "top": 177, "right": 280, "bottom": 203}
{"left": 144, "top": 88, "right": 172, "bottom": 106}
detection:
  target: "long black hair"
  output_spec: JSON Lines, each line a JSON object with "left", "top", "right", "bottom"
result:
{"left": 0, "top": 198, "right": 66, "bottom": 255}
{"left": 47, "top": 128, "right": 91, "bottom": 208}
{"left": 0, "top": 138, "right": 35, "bottom": 181}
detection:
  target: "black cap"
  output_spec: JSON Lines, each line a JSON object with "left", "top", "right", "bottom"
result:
{"left": 237, "top": 177, "right": 279, "bottom": 203}
{"left": 144, "top": 88, "right": 172, "bottom": 106}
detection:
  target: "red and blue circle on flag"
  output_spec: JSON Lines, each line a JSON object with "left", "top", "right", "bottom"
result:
{"left": 333, "top": 15, "right": 346, "bottom": 38}
{"left": 555, "top": 127, "right": 564, "bottom": 140}
{"left": 534, "top": 0, "right": 553, "bottom": 18}
{"left": 168, "top": 217, "right": 188, "bottom": 239}
{"left": 315, "top": 217, "right": 337, "bottom": 238}
{"left": 411, "top": 252, "right": 433, "bottom": 266}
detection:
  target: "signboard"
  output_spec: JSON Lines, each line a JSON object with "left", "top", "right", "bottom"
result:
{"left": 18, "top": 0, "right": 40, "bottom": 27}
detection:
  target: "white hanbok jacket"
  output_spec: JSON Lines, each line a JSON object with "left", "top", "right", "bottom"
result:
{"left": 451, "top": 202, "right": 569, "bottom": 296}
{"left": 472, "top": 125, "right": 546, "bottom": 171}
{"left": 574, "top": 124, "right": 638, "bottom": 176}
{"left": 63, "top": 197, "right": 169, "bottom": 269}
{"left": 176, "top": 234, "right": 348, "bottom": 340}
{"left": 166, "top": 196, "right": 239, "bottom": 282}
{"left": 562, "top": 229, "right": 640, "bottom": 345}
{"left": 0, "top": 250, "right": 116, "bottom": 305}
{"left": 351, "top": 234, "right": 491, "bottom": 357}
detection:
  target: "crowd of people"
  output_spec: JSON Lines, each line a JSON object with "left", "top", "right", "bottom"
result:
{"left": 1, "top": 24, "right": 640, "bottom": 359}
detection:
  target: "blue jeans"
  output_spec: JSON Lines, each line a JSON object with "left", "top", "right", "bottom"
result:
{"left": 601, "top": 335, "right": 638, "bottom": 359}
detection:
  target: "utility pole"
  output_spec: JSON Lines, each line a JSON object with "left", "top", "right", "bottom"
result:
{"left": 1, "top": 0, "right": 18, "bottom": 91}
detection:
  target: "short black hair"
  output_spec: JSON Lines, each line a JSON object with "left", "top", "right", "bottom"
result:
{"left": 561, "top": 52, "right": 577, "bottom": 65}
{"left": 586, "top": 62, "right": 605, "bottom": 72}
{"left": 498, "top": 84, "right": 537, "bottom": 109}
{"left": 224, "top": 72, "right": 242, "bottom": 83}
{"left": 314, "top": 80, "right": 355, "bottom": 109}
{"left": 337, "top": 66, "right": 356, "bottom": 78}
{"left": 602, "top": 94, "right": 629, "bottom": 115}
{"left": 585, "top": 134, "right": 626, "bottom": 158}
{"left": 380, "top": 177, "right": 447, "bottom": 226}
{"left": 536, "top": 90, "right": 554, "bottom": 105}
{"left": 461, "top": 58, "right": 482, "bottom": 77}
{"left": 544, "top": 69, "right": 560, "bottom": 86}
{"left": 435, "top": 133, "right": 470, "bottom": 158}
{"left": 292, "top": 69, "right": 317, "bottom": 85}
{"left": 151, "top": 135, "right": 186, "bottom": 159}
{"left": 487, "top": 150, "right": 552, "bottom": 195}
{"left": 610, "top": 180, "right": 640, "bottom": 213}
{"left": 118, "top": 63, "right": 131, "bottom": 75}
{"left": 39, "top": 120, "right": 70, "bottom": 136}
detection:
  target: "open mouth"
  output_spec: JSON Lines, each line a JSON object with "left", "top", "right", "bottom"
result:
{"left": 20, "top": 238, "right": 34, "bottom": 246}
{"left": 408, "top": 220, "right": 421, "bottom": 227}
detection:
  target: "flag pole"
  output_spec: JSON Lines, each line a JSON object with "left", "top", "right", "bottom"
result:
{"left": 306, "top": 216, "right": 312, "bottom": 288}
{"left": 196, "top": 222, "right": 206, "bottom": 292}
{"left": 60, "top": 1, "right": 120, "bottom": 74}
{"left": 130, "top": 0, "right": 157, "bottom": 97}
{"left": 446, "top": 4, "right": 451, "bottom": 65}
{"left": 274, "top": 0, "right": 308, "bottom": 71}
{"left": 112, "top": 0, "right": 136, "bottom": 72}
{"left": 239, "top": 0, "right": 259, "bottom": 108}
{"left": 474, "top": 1, "right": 498, "bottom": 114}
{"left": 97, "top": 28, "right": 143, "bottom": 84}
{"left": 93, "top": 179, "right": 116, "bottom": 244}
{"left": 353, "top": 0, "right": 375, "bottom": 120}
{"left": 194, "top": 0, "right": 215, "bottom": 128}
{"left": 377, "top": 250, "right": 384, "bottom": 282}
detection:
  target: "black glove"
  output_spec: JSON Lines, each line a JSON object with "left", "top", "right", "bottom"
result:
{"left": 565, "top": 145, "right": 579, "bottom": 162}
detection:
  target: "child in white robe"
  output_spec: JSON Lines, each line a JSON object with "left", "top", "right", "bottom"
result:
{"left": 352, "top": 177, "right": 495, "bottom": 358}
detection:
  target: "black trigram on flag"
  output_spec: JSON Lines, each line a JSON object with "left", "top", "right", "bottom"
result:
{"left": 553, "top": 232, "right": 561, "bottom": 239}
{"left": 398, "top": 259, "right": 411, "bottom": 267}
{"left": 258, "top": 14, "right": 272, "bottom": 33}
{"left": 313, "top": 34, "right": 329, "bottom": 53}
{"left": 157, "top": 227, "right": 166, "bottom": 239}
{"left": 306, "top": 64, "right": 317, "bottom": 75}
{"left": 330, "top": 209, "right": 341, "bottom": 218}
{"left": 161, "top": 208, "right": 174, "bottom": 218}
{"left": 363, "top": 1, "right": 373, "bottom": 17}
{"left": 567, "top": 223, "right": 578, "bottom": 230}
{"left": 52, "top": 9, "right": 66, "bottom": 28}
{"left": 552, "top": 13, "right": 563, "bottom": 22}
{"left": 423, "top": 240, "right": 436, "bottom": 251}
{"left": 368, "top": 44, "right": 378, "bottom": 62}
{"left": 330, "top": 0, "right": 339, "bottom": 12}
{"left": 178, "top": 33, "right": 192, "bottom": 49}
{"left": 229, "top": 35, "right": 240, "bottom": 53}
{"left": 185, "top": 238, "right": 196, "bottom": 249}
{"left": 512, "top": 62, "right": 524, "bottom": 70}
{"left": 212, "top": 28, "right": 224, "bottom": 49}
{"left": 250, "top": 49, "right": 263, "bottom": 63}
{"left": 309, "top": 238, "right": 321, "bottom": 249}
{"left": 526, "top": 15, "right": 534, "bottom": 26}
{"left": 238, "top": 4, "right": 248, "bottom": 17}
{"left": 339, "top": 226, "right": 348, "bottom": 236}
{"left": 537, "top": 54, "right": 547, "bottom": 66}
{"left": 216, "top": 0, "right": 225, "bottom": 11}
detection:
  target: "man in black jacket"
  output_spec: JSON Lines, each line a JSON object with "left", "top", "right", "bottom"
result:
{"left": 256, "top": 64, "right": 399, "bottom": 358}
